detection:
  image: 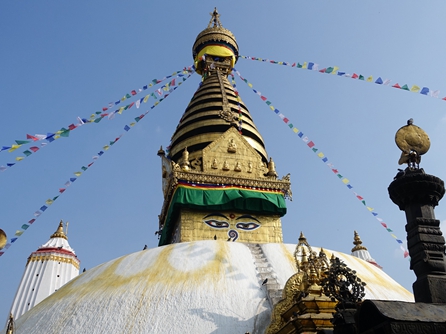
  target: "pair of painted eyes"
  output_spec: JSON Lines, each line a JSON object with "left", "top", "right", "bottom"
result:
{"left": 204, "top": 219, "right": 260, "bottom": 231}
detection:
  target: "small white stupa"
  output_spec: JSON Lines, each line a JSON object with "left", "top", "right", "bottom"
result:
{"left": 8, "top": 220, "right": 79, "bottom": 320}
{"left": 351, "top": 230, "right": 382, "bottom": 269}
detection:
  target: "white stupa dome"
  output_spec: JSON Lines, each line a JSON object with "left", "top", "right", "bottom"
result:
{"left": 5, "top": 241, "right": 412, "bottom": 334}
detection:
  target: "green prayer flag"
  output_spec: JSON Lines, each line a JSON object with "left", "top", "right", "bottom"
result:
{"left": 95, "top": 111, "right": 101, "bottom": 114}
{"left": 126, "top": 94, "right": 131, "bottom": 99}
{"left": 21, "top": 224, "right": 29, "bottom": 230}
{"left": 23, "top": 150, "right": 32, "bottom": 156}
{"left": 359, "top": 75, "right": 365, "bottom": 80}
{"left": 297, "top": 63, "right": 302, "bottom": 68}
{"left": 81, "top": 166, "right": 88, "bottom": 171}
{"left": 401, "top": 84, "right": 410, "bottom": 91}
{"left": 337, "top": 174, "right": 343, "bottom": 178}
{"left": 60, "top": 130, "right": 70, "bottom": 137}
{"left": 325, "top": 67, "right": 333, "bottom": 73}
{"left": 312, "top": 148, "right": 318, "bottom": 152}
{"left": 15, "top": 140, "right": 30, "bottom": 145}
{"left": 94, "top": 117, "right": 102, "bottom": 123}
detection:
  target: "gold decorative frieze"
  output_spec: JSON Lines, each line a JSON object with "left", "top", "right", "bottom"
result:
{"left": 27, "top": 253, "right": 80, "bottom": 270}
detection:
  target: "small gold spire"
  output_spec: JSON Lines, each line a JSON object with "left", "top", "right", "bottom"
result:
{"left": 50, "top": 220, "right": 68, "bottom": 240}
{"left": 180, "top": 147, "right": 190, "bottom": 171}
{"left": 351, "top": 230, "right": 367, "bottom": 252}
{"left": 6, "top": 313, "right": 14, "bottom": 334}
{"left": 157, "top": 146, "right": 165, "bottom": 157}
{"left": 266, "top": 157, "right": 278, "bottom": 177}
{"left": 0, "top": 228, "right": 7, "bottom": 250}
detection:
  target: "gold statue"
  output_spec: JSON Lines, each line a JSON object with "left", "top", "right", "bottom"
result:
{"left": 227, "top": 139, "right": 237, "bottom": 153}
{"left": 222, "top": 160, "right": 230, "bottom": 171}
{"left": 211, "top": 158, "right": 218, "bottom": 169}
{"left": 395, "top": 118, "right": 430, "bottom": 168}
{"left": 234, "top": 161, "right": 242, "bottom": 172}
{"left": 247, "top": 161, "right": 253, "bottom": 173}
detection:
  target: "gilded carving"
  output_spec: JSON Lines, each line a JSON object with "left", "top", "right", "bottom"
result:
{"left": 234, "top": 162, "right": 241, "bottom": 172}
{"left": 227, "top": 139, "right": 237, "bottom": 153}
{"left": 27, "top": 254, "right": 80, "bottom": 270}
{"left": 190, "top": 158, "right": 202, "bottom": 171}
{"left": 222, "top": 160, "right": 230, "bottom": 171}
{"left": 211, "top": 158, "right": 218, "bottom": 169}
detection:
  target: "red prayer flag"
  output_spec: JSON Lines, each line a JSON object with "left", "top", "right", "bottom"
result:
{"left": 442, "top": 97, "right": 446, "bottom": 101}
{"left": 102, "top": 107, "right": 108, "bottom": 111}
{"left": 356, "top": 195, "right": 363, "bottom": 200}
{"left": 30, "top": 146, "right": 39, "bottom": 152}
{"left": 332, "top": 169, "right": 338, "bottom": 174}
{"left": 381, "top": 222, "right": 387, "bottom": 228}
{"left": 283, "top": 118, "right": 289, "bottom": 123}
{"left": 131, "top": 90, "right": 137, "bottom": 95}
{"left": 68, "top": 124, "right": 77, "bottom": 130}
{"left": 171, "top": 79, "right": 176, "bottom": 86}
{"left": 28, "top": 219, "right": 36, "bottom": 224}
{"left": 319, "top": 68, "right": 326, "bottom": 73}
{"left": 307, "top": 141, "right": 315, "bottom": 148}
{"left": 26, "top": 134, "right": 38, "bottom": 141}
{"left": 352, "top": 73, "right": 359, "bottom": 79}
{"left": 128, "top": 102, "right": 135, "bottom": 109}
{"left": 392, "top": 83, "right": 401, "bottom": 89}
{"left": 59, "top": 188, "right": 66, "bottom": 193}
{"left": 404, "top": 251, "right": 409, "bottom": 258}
{"left": 260, "top": 96, "right": 267, "bottom": 101}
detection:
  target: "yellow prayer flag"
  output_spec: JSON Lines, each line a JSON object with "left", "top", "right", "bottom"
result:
{"left": 411, "top": 85, "right": 421, "bottom": 93}
{"left": 130, "top": 122, "right": 136, "bottom": 127}
{"left": 143, "top": 95, "right": 150, "bottom": 103}
{"left": 302, "top": 62, "right": 307, "bottom": 69}
{"left": 149, "top": 83, "right": 153, "bottom": 87}
{"left": 15, "top": 230, "right": 24, "bottom": 236}
{"left": 46, "top": 199, "right": 54, "bottom": 205}
{"left": 103, "top": 145, "right": 110, "bottom": 151}
{"left": 8, "top": 145, "right": 21, "bottom": 152}
{"left": 74, "top": 172, "right": 82, "bottom": 177}
{"left": 54, "top": 135, "right": 60, "bottom": 139}
{"left": 154, "top": 101, "right": 159, "bottom": 106}
{"left": 248, "top": 83, "right": 253, "bottom": 88}
{"left": 366, "top": 76, "right": 373, "bottom": 82}
{"left": 278, "top": 62, "right": 283, "bottom": 65}
{"left": 90, "top": 114, "right": 95, "bottom": 119}
{"left": 366, "top": 206, "right": 374, "bottom": 212}
{"left": 293, "top": 128, "right": 299, "bottom": 133}
{"left": 317, "top": 152, "right": 325, "bottom": 158}
{"left": 390, "top": 234, "right": 397, "bottom": 239}
{"left": 15, "top": 156, "right": 24, "bottom": 161}
{"left": 332, "top": 66, "right": 339, "bottom": 74}
{"left": 121, "top": 97, "right": 126, "bottom": 101}
{"left": 270, "top": 106, "right": 275, "bottom": 110}
{"left": 342, "top": 178, "right": 349, "bottom": 184}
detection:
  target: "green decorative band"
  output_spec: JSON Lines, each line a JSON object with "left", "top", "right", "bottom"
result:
{"left": 158, "top": 182, "right": 287, "bottom": 246}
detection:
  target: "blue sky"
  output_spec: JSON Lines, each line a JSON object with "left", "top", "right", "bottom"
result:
{"left": 2, "top": 1, "right": 446, "bottom": 320}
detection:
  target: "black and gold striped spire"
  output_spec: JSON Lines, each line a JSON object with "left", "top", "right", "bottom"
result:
{"left": 168, "top": 8, "right": 268, "bottom": 164}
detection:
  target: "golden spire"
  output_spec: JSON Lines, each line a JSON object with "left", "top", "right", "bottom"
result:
{"left": 351, "top": 230, "right": 367, "bottom": 252}
{"left": 266, "top": 157, "right": 278, "bottom": 178}
{"left": 50, "top": 220, "right": 68, "bottom": 240}
{"left": 6, "top": 313, "right": 14, "bottom": 334}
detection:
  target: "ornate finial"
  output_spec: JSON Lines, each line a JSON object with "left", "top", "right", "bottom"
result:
{"left": 50, "top": 220, "right": 68, "bottom": 240}
{"left": 157, "top": 146, "right": 165, "bottom": 157}
{"left": 395, "top": 119, "right": 430, "bottom": 169}
{"left": 6, "top": 313, "right": 14, "bottom": 334}
{"left": 208, "top": 7, "right": 222, "bottom": 28}
{"left": 0, "top": 228, "right": 6, "bottom": 250}
{"left": 180, "top": 147, "right": 190, "bottom": 171}
{"left": 266, "top": 157, "right": 278, "bottom": 177}
{"left": 351, "top": 230, "right": 368, "bottom": 252}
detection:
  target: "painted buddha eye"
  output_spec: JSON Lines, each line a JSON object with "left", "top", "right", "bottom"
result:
{"left": 204, "top": 220, "right": 229, "bottom": 229}
{"left": 235, "top": 222, "right": 260, "bottom": 231}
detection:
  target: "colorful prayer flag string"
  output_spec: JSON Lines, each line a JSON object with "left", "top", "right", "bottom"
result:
{"left": 233, "top": 68, "right": 409, "bottom": 259}
{"left": 0, "top": 70, "right": 194, "bottom": 258}
{"left": 240, "top": 55, "right": 442, "bottom": 103}
{"left": 0, "top": 67, "right": 194, "bottom": 173}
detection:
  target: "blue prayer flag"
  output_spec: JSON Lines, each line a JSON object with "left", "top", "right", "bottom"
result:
{"left": 420, "top": 87, "right": 429, "bottom": 95}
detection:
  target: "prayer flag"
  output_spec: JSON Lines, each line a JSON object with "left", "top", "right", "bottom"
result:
{"left": 366, "top": 76, "right": 373, "bottom": 82}
{"left": 46, "top": 199, "right": 54, "bottom": 205}
{"left": 375, "top": 77, "right": 383, "bottom": 84}
{"left": 131, "top": 90, "right": 137, "bottom": 95}
{"left": 430, "top": 90, "right": 440, "bottom": 98}
{"left": 26, "top": 134, "right": 38, "bottom": 141}
{"left": 401, "top": 84, "right": 409, "bottom": 91}
{"left": 358, "top": 75, "right": 364, "bottom": 80}
{"left": 22, "top": 224, "right": 29, "bottom": 229}
{"left": 307, "top": 62, "right": 314, "bottom": 70}
{"left": 15, "top": 230, "right": 24, "bottom": 236}
{"left": 392, "top": 83, "right": 401, "bottom": 89}
{"left": 8, "top": 145, "right": 21, "bottom": 152}
{"left": 70, "top": 177, "right": 77, "bottom": 182}
{"left": 135, "top": 100, "right": 141, "bottom": 109}
{"left": 325, "top": 67, "right": 333, "bottom": 74}
{"left": 410, "top": 85, "right": 421, "bottom": 93}
{"left": 40, "top": 205, "right": 47, "bottom": 212}
{"left": 307, "top": 141, "right": 315, "bottom": 148}
{"left": 15, "top": 157, "right": 24, "bottom": 161}
{"left": 420, "top": 87, "right": 429, "bottom": 95}
{"left": 352, "top": 73, "right": 359, "bottom": 79}
{"left": 59, "top": 188, "right": 66, "bottom": 193}
{"left": 332, "top": 66, "right": 339, "bottom": 74}
{"left": 383, "top": 79, "right": 391, "bottom": 85}
{"left": 124, "top": 125, "right": 130, "bottom": 131}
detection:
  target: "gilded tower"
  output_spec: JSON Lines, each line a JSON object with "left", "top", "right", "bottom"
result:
{"left": 157, "top": 9, "right": 291, "bottom": 246}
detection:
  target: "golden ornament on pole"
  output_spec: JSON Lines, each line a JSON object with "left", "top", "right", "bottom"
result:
{"left": 0, "top": 228, "right": 7, "bottom": 250}
{"left": 395, "top": 118, "right": 430, "bottom": 168}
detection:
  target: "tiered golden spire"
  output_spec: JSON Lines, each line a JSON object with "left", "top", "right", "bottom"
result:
{"left": 50, "top": 220, "right": 68, "bottom": 240}
{"left": 351, "top": 230, "right": 367, "bottom": 252}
